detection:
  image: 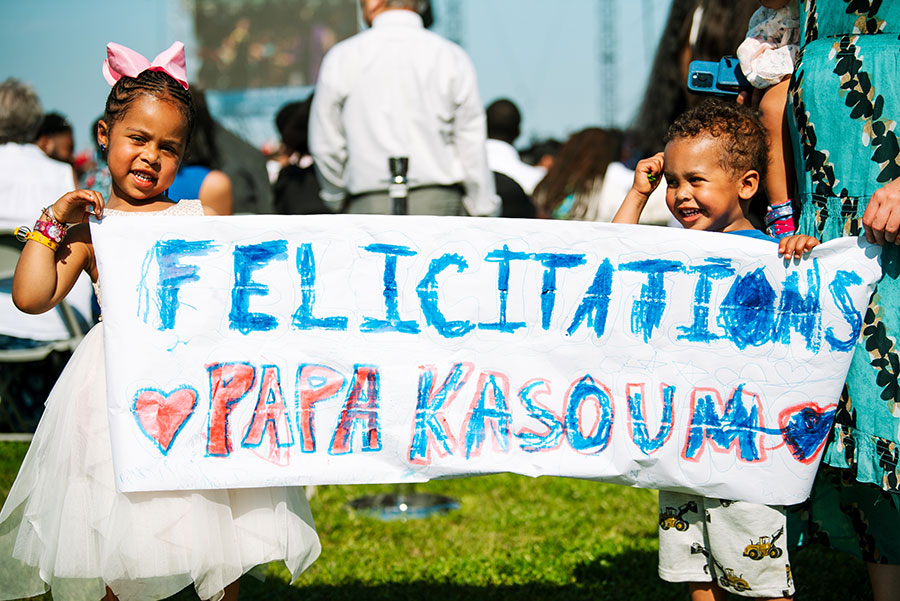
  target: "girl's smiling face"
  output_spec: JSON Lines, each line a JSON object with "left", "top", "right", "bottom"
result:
{"left": 663, "top": 135, "right": 758, "bottom": 233}
{"left": 99, "top": 94, "right": 189, "bottom": 207}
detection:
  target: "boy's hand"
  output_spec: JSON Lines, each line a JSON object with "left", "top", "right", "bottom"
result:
{"left": 614, "top": 152, "right": 664, "bottom": 225}
{"left": 631, "top": 152, "right": 664, "bottom": 197}
{"left": 778, "top": 234, "right": 819, "bottom": 259}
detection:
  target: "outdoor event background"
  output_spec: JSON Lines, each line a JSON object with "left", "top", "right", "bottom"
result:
{"left": 1, "top": 0, "right": 671, "bottom": 153}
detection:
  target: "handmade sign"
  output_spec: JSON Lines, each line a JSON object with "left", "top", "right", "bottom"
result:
{"left": 91, "top": 215, "right": 881, "bottom": 504}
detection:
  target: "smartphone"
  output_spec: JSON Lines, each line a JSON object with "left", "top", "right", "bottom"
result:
{"left": 687, "top": 57, "right": 753, "bottom": 98}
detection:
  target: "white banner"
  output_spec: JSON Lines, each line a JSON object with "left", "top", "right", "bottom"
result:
{"left": 91, "top": 215, "right": 881, "bottom": 504}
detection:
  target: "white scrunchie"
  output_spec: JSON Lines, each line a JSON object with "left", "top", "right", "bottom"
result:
{"left": 737, "top": 5, "right": 801, "bottom": 89}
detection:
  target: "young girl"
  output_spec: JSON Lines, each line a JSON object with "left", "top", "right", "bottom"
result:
{"left": 736, "top": 0, "right": 800, "bottom": 239}
{"left": 0, "top": 42, "right": 320, "bottom": 601}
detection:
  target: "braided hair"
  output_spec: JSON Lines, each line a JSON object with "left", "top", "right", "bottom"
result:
{"left": 103, "top": 69, "right": 195, "bottom": 147}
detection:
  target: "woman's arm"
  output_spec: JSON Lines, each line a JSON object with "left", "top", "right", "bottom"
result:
{"left": 198, "top": 169, "right": 234, "bottom": 216}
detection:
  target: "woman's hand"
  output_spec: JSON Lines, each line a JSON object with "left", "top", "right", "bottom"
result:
{"left": 862, "top": 178, "right": 900, "bottom": 245}
{"left": 49, "top": 189, "right": 104, "bottom": 224}
{"left": 778, "top": 234, "right": 820, "bottom": 259}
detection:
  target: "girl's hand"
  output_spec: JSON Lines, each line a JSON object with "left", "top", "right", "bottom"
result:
{"left": 50, "top": 189, "right": 104, "bottom": 224}
{"left": 862, "top": 178, "right": 900, "bottom": 245}
{"left": 778, "top": 234, "right": 820, "bottom": 259}
{"left": 631, "top": 152, "right": 664, "bottom": 197}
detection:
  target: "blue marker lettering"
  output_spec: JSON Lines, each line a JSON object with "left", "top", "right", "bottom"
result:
{"left": 292, "top": 243, "right": 348, "bottom": 331}
{"left": 463, "top": 371, "right": 512, "bottom": 458}
{"left": 564, "top": 375, "right": 614, "bottom": 454}
{"left": 774, "top": 259, "right": 822, "bottom": 352}
{"left": 683, "top": 385, "right": 764, "bottom": 463}
{"left": 626, "top": 383, "right": 675, "bottom": 455}
{"left": 532, "top": 252, "right": 586, "bottom": 330}
{"left": 360, "top": 243, "right": 420, "bottom": 334}
{"left": 409, "top": 363, "right": 472, "bottom": 464}
{"left": 138, "top": 239, "right": 217, "bottom": 330}
{"left": 677, "top": 259, "right": 735, "bottom": 343}
{"left": 718, "top": 268, "right": 777, "bottom": 349}
{"left": 620, "top": 259, "right": 684, "bottom": 342}
{"left": 567, "top": 259, "right": 615, "bottom": 338}
{"left": 825, "top": 270, "right": 864, "bottom": 353}
{"left": 478, "top": 245, "right": 530, "bottom": 333}
{"left": 515, "top": 379, "right": 564, "bottom": 452}
{"left": 230, "top": 240, "right": 288, "bottom": 334}
{"left": 416, "top": 253, "right": 474, "bottom": 338}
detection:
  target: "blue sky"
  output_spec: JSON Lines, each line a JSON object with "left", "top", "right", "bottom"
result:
{"left": 1, "top": 0, "right": 672, "bottom": 151}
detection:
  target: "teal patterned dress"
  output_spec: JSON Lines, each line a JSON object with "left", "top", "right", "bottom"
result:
{"left": 787, "top": 0, "right": 900, "bottom": 563}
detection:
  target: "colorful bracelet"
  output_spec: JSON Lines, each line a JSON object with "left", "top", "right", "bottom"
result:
{"left": 765, "top": 200, "right": 796, "bottom": 239}
{"left": 22, "top": 230, "right": 59, "bottom": 251}
{"left": 34, "top": 206, "right": 68, "bottom": 244}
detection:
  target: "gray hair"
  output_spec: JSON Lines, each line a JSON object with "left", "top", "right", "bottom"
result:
{"left": 0, "top": 78, "right": 42, "bottom": 144}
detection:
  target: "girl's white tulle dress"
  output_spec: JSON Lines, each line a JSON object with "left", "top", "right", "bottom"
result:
{"left": 0, "top": 200, "right": 321, "bottom": 601}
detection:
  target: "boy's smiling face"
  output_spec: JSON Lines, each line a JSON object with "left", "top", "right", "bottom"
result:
{"left": 663, "top": 134, "right": 758, "bottom": 233}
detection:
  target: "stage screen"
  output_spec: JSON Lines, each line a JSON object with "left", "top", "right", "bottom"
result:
{"left": 193, "top": 0, "right": 359, "bottom": 91}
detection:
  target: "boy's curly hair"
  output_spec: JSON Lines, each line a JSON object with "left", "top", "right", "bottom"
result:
{"left": 664, "top": 99, "right": 768, "bottom": 182}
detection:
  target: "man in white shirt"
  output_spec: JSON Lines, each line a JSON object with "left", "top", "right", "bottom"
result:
{"left": 309, "top": 0, "right": 499, "bottom": 216}
{"left": 0, "top": 78, "right": 92, "bottom": 344}
{"left": 485, "top": 98, "right": 546, "bottom": 197}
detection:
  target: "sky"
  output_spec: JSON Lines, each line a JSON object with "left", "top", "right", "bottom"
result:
{"left": 0, "top": 0, "right": 673, "bottom": 152}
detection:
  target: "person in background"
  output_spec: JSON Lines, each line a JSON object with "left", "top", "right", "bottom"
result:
{"left": 532, "top": 127, "right": 622, "bottom": 221}
{"left": 34, "top": 112, "right": 75, "bottom": 166}
{"left": 484, "top": 98, "right": 543, "bottom": 218}
{"left": 784, "top": 3, "right": 900, "bottom": 600}
{"left": 736, "top": 1, "right": 800, "bottom": 240}
{"left": 485, "top": 98, "right": 546, "bottom": 197}
{"left": 215, "top": 119, "right": 274, "bottom": 214}
{"left": 309, "top": 0, "right": 498, "bottom": 216}
{"left": 614, "top": 99, "right": 817, "bottom": 601}
{"left": 595, "top": 131, "right": 671, "bottom": 226}
{"left": 632, "top": 0, "right": 759, "bottom": 154}
{"left": 520, "top": 138, "right": 561, "bottom": 172}
{"left": 79, "top": 118, "right": 111, "bottom": 197}
{"left": 0, "top": 79, "right": 91, "bottom": 428}
{"left": 167, "top": 86, "right": 233, "bottom": 215}
{"left": 272, "top": 96, "right": 330, "bottom": 214}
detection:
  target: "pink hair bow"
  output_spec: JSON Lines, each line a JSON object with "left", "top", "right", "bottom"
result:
{"left": 102, "top": 41, "right": 189, "bottom": 90}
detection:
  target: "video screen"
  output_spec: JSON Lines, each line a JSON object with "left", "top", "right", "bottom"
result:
{"left": 193, "top": 0, "right": 359, "bottom": 90}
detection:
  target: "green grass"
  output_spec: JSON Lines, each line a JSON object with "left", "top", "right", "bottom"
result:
{"left": 0, "top": 441, "right": 873, "bottom": 600}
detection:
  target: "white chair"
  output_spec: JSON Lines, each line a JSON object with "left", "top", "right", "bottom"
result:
{"left": 0, "top": 229, "right": 86, "bottom": 435}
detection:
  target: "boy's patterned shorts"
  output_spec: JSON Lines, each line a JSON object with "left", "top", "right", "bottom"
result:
{"left": 657, "top": 491, "right": 794, "bottom": 598}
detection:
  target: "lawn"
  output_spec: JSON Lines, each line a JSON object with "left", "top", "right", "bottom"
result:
{"left": 0, "top": 441, "right": 873, "bottom": 600}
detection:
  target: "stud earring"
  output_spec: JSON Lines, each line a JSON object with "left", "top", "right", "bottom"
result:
{"left": 100, "top": 143, "right": 107, "bottom": 153}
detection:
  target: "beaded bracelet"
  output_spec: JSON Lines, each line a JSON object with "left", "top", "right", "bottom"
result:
{"left": 34, "top": 206, "right": 68, "bottom": 245}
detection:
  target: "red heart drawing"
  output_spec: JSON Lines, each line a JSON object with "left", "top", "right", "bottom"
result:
{"left": 133, "top": 387, "right": 198, "bottom": 454}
